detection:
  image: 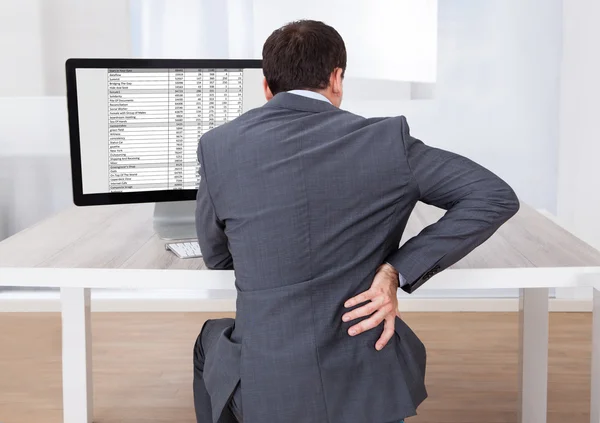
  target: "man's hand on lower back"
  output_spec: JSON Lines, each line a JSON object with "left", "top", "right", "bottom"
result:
{"left": 342, "top": 263, "right": 401, "bottom": 350}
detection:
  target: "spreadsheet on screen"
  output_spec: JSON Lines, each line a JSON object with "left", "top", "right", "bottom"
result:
{"left": 75, "top": 67, "right": 265, "bottom": 194}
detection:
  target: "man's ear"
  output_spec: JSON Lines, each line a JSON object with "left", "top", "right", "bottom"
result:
{"left": 263, "top": 78, "right": 274, "bottom": 101}
{"left": 331, "top": 68, "right": 344, "bottom": 102}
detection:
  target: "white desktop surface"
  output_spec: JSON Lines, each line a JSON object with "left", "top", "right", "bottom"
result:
{"left": 1, "top": 201, "right": 599, "bottom": 272}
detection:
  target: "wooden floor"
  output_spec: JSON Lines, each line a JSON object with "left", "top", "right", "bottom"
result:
{"left": 0, "top": 312, "right": 592, "bottom": 423}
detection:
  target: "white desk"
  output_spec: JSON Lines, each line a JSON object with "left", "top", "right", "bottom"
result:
{"left": 1, "top": 202, "right": 600, "bottom": 423}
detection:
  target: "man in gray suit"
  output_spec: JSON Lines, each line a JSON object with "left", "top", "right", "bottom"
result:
{"left": 193, "top": 20, "right": 519, "bottom": 423}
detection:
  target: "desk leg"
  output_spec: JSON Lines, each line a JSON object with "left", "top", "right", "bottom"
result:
{"left": 61, "top": 287, "right": 93, "bottom": 423}
{"left": 591, "top": 288, "right": 600, "bottom": 423}
{"left": 518, "top": 288, "right": 549, "bottom": 423}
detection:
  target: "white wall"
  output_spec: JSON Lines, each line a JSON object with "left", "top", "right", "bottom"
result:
{"left": 0, "top": 0, "right": 132, "bottom": 240}
{"left": 343, "top": 0, "right": 563, "bottom": 213}
{"left": 0, "top": 97, "right": 69, "bottom": 156}
{"left": 0, "top": 0, "right": 132, "bottom": 157}
{"left": 558, "top": 0, "right": 600, "bottom": 251}
{"left": 0, "top": 0, "right": 131, "bottom": 98}
{"left": 0, "top": 156, "right": 71, "bottom": 241}
{"left": 0, "top": 0, "right": 45, "bottom": 96}
{"left": 40, "top": 0, "right": 132, "bottom": 96}
{"left": 131, "top": 0, "right": 437, "bottom": 83}
{"left": 252, "top": 0, "right": 438, "bottom": 83}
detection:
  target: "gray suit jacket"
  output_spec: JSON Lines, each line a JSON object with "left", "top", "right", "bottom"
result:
{"left": 196, "top": 92, "right": 520, "bottom": 423}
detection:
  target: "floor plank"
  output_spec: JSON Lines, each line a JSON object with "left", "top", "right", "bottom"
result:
{"left": 0, "top": 312, "right": 592, "bottom": 423}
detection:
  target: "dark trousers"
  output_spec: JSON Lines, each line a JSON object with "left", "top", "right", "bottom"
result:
{"left": 193, "top": 332, "right": 242, "bottom": 423}
{"left": 194, "top": 332, "right": 403, "bottom": 423}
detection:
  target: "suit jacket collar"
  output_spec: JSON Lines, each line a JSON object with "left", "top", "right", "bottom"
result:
{"left": 263, "top": 92, "right": 339, "bottom": 114}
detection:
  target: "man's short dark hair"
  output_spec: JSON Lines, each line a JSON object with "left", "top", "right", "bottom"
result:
{"left": 262, "top": 20, "right": 347, "bottom": 95}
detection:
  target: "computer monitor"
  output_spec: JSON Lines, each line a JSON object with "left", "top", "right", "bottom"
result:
{"left": 66, "top": 58, "right": 265, "bottom": 239}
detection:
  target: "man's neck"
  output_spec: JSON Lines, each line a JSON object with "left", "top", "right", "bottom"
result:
{"left": 287, "top": 89, "right": 333, "bottom": 105}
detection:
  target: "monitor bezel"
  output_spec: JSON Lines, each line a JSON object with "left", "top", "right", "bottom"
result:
{"left": 65, "top": 58, "right": 263, "bottom": 206}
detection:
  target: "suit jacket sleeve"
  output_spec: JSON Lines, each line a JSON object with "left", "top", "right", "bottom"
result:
{"left": 196, "top": 139, "right": 234, "bottom": 270}
{"left": 385, "top": 116, "right": 520, "bottom": 293}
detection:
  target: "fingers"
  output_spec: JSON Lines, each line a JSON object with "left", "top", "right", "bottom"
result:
{"left": 348, "top": 306, "right": 391, "bottom": 337}
{"left": 375, "top": 315, "right": 396, "bottom": 351}
{"left": 342, "top": 297, "right": 381, "bottom": 322}
{"left": 344, "top": 288, "right": 376, "bottom": 308}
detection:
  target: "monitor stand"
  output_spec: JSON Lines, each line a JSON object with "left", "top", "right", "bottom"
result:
{"left": 153, "top": 201, "right": 197, "bottom": 240}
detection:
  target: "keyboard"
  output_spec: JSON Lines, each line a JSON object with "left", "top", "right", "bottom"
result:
{"left": 165, "top": 241, "right": 203, "bottom": 259}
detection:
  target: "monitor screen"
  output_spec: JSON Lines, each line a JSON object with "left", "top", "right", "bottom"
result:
{"left": 66, "top": 59, "right": 264, "bottom": 205}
